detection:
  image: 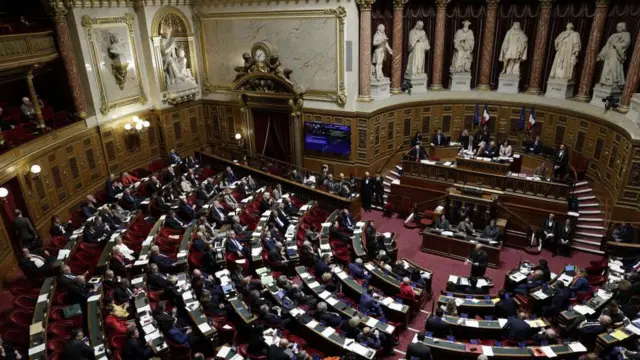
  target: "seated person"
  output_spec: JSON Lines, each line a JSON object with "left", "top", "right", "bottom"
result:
{"left": 480, "top": 219, "right": 499, "bottom": 240}
{"left": 209, "top": 200, "right": 228, "bottom": 227}
{"left": 178, "top": 199, "right": 197, "bottom": 222}
{"left": 315, "top": 301, "right": 343, "bottom": 328}
{"left": 432, "top": 129, "right": 447, "bottom": 146}
{"left": 61, "top": 329, "right": 93, "bottom": 359}
{"left": 359, "top": 286, "right": 384, "bottom": 318}
{"left": 323, "top": 174, "right": 339, "bottom": 194}
{"left": 231, "top": 216, "right": 252, "bottom": 239}
{"left": 533, "top": 164, "right": 548, "bottom": 178}
{"left": 226, "top": 231, "right": 248, "bottom": 259}
{"left": 123, "top": 325, "right": 154, "bottom": 359}
{"left": 268, "top": 242, "right": 288, "bottom": 270}
{"left": 602, "top": 300, "right": 627, "bottom": 326}
{"left": 499, "top": 140, "right": 513, "bottom": 157}
{"left": 356, "top": 327, "right": 382, "bottom": 349}
{"left": 557, "top": 219, "right": 573, "bottom": 256}
{"left": 434, "top": 214, "right": 450, "bottom": 231}
{"left": 505, "top": 312, "right": 532, "bottom": 342}
{"left": 287, "top": 284, "right": 316, "bottom": 308}
{"left": 483, "top": 141, "right": 497, "bottom": 158}
{"left": 191, "top": 231, "right": 211, "bottom": 253}
{"left": 494, "top": 290, "right": 517, "bottom": 319}
{"left": 147, "top": 264, "right": 170, "bottom": 291}
{"left": 342, "top": 316, "right": 362, "bottom": 339}
{"left": 282, "top": 198, "right": 299, "bottom": 216}
{"left": 532, "top": 328, "right": 558, "bottom": 345}
{"left": 165, "top": 210, "right": 187, "bottom": 230}
{"left": 542, "top": 281, "right": 570, "bottom": 319}
{"left": 528, "top": 136, "right": 542, "bottom": 154}
{"left": 19, "top": 247, "right": 52, "bottom": 273}
{"left": 149, "top": 245, "right": 177, "bottom": 273}
{"left": 399, "top": 277, "right": 417, "bottom": 299}
{"left": 105, "top": 296, "right": 129, "bottom": 319}
{"left": 315, "top": 254, "right": 332, "bottom": 279}
{"left": 408, "top": 144, "right": 428, "bottom": 161}
{"left": 166, "top": 318, "right": 199, "bottom": 347}
{"left": 330, "top": 220, "right": 351, "bottom": 244}
{"left": 120, "top": 171, "right": 140, "bottom": 186}
{"left": 532, "top": 259, "right": 551, "bottom": 282}
{"left": 267, "top": 339, "right": 291, "bottom": 360}
{"left": 576, "top": 314, "right": 611, "bottom": 339}
{"left": 569, "top": 269, "right": 589, "bottom": 297}
{"left": 258, "top": 304, "right": 288, "bottom": 330}
{"left": 613, "top": 222, "right": 634, "bottom": 243}
{"left": 105, "top": 305, "right": 130, "bottom": 336}
{"left": 321, "top": 272, "right": 340, "bottom": 293}
{"left": 200, "top": 290, "right": 228, "bottom": 318}
{"left": 392, "top": 260, "right": 410, "bottom": 279}
{"left": 456, "top": 216, "right": 474, "bottom": 235}
{"left": 338, "top": 208, "right": 356, "bottom": 232}
{"left": 347, "top": 258, "right": 371, "bottom": 280}
{"left": 425, "top": 308, "right": 450, "bottom": 338}
{"left": 406, "top": 333, "right": 433, "bottom": 360}
{"left": 541, "top": 213, "right": 557, "bottom": 252}
{"left": 514, "top": 269, "right": 545, "bottom": 295}
{"left": 50, "top": 215, "right": 73, "bottom": 237}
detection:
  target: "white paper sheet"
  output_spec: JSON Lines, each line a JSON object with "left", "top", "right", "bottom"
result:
{"left": 481, "top": 345, "right": 494, "bottom": 356}
{"left": 541, "top": 346, "right": 557, "bottom": 358}
{"left": 28, "top": 344, "right": 45, "bottom": 356}
{"left": 448, "top": 275, "right": 459, "bottom": 283}
{"left": 568, "top": 342, "right": 587, "bottom": 352}
{"left": 321, "top": 327, "right": 336, "bottom": 337}
{"left": 37, "top": 294, "right": 48, "bottom": 303}
{"left": 217, "top": 346, "right": 231, "bottom": 358}
{"left": 465, "top": 320, "right": 479, "bottom": 328}
{"left": 498, "top": 318, "right": 508, "bottom": 328}
{"left": 366, "top": 317, "right": 378, "bottom": 327}
{"left": 198, "top": 323, "right": 212, "bottom": 333}
{"left": 88, "top": 294, "right": 101, "bottom": 302}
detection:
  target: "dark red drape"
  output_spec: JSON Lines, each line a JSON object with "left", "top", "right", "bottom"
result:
{"left": 0, "top": 177, "right": 29, "bottom": 256}
{"left": 253, "top": 110, "right": 269, "bottom": 156}
{"left": 252, "top": 110, "right": 292, "bottom": 163}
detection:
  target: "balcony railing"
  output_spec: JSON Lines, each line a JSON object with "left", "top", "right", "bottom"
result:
{"left": 0, "top": 31, "right": 58, "bottom": 71}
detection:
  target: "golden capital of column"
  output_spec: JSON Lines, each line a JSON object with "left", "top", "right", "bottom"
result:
{"left": 393, "top": 0, "right": 408, "bottom": 10}
{"left": 539, "top": 0, "right": 554, "bottom": 8}
{"left": 356, "top": 0, "right": 376, "bottom": 11}
{"left": 435, "top": 0, "right": 448, "bottom": 10}
{"left": 595, "top": 0, "right": 609, "bottom": 7}
{"left": 486, "top": 0, "right": 500, "bottom": 8}
{"left": 52, "top": 6, "right": 68, "bottom": 24}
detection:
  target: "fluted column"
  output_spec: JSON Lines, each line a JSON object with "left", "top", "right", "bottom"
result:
{"left": 477, "top": 0, "right": 500, "bottom": 91}
{"left": 617, "top": 29, "right": 640, "bottom": 112}
{"left": 52, "top": 7, "right": 87, "bottom": 118}
{"left": 575, "top": 0, "right": 609, "bottom": 101}
{"left": 430, "top": 0, "right": 448, "bottom": 90}
{"left": 526, "top": 0, "right": 554, "bottom": 94}
{"left": 357, "top": 0, "right": 376, "bottom": 102}
{"left": 26, "top": 67, "right": 45, "bottom": 129}
{"left": 390, "top": 0, "right": 407, "bottom": 94}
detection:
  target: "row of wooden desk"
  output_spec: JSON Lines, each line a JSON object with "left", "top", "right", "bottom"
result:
{"left": 421, "top": 230, "right": 502, "bottom": 268}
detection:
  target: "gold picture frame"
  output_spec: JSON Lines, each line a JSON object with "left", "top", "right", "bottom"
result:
{"left": 193, "top": 6, "right": 346, "bottom": 106}
{"left": 82, "top": 13, "right": 147, "bottom": 115}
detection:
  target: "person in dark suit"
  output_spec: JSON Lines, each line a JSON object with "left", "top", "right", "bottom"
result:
{"left": 613, "top": 222, "right": 634, "bottom": 243}
{"left": 342, "top": 317, "right": 362, "bottom": 339}
{"left": 553, "top": 144, "right": 569, "bottom": 179}
{"left": 360, "top": 171, "right": 374, "bottom": 213}
{"left": 209, "top": 201, "right": 227, "bottom": 227}
{"left": 406, "top": 333, "right": 433, "bottom": 360}
{"left": 315, "top": 301, "right": 343, "bottom": 328}
{"left": 411, "top": 131, "right": 423, "bottom": 147}
{"left": 268, "top": 211, "right": 289, "bottom": 233}
{"left": 122, "top": 326, "right": 153, "bottom": 359}
{"left": 569, "top": 269, "right": 589, "bottom": 296}
{"left": 528, "top": 135, "right": 542, "bottom": 154}
{"left": 373, "top": 173, "right": 384, "bottom": 206}
{"left": 165, "top": 210, "right": 186, "bottom": 230}
{"left": 152, "top": 301, "right": 176, "bottom": 331}
{"left": 432, "top": 129, "right": 446, "bottom": 146}
{"left": 149, "top": 246, "right": 176, "bottom": 273}
{"left": 258, "top": 305, "right": 288, "bottom": 329}
{"left": 577, "top": 315, "right": 611, "bottom": 339}
{"left": 200, "top": 243, "right": 219, "bottom": 275}
{"left": 408, "top": 144, "right": 428, "bottom": 161}
{"left": 166, "top": 319, "right": 196, "bottom": 347}
{"left": 480, "top": 219, "right": 499, "bottom": 241}
{"left": 226, "top": 232, "right": 248, "bottom": 259}
{"left": 476, "top": 126, "right": 491, "bottom": 144}
{"left": 82, "top": 221, "right": 102, "bottom": 244}
{"left": 185, "top": 155, "right": 198, "bottom": 168}
{"left": 330, "top": 220, "right": 351, "bottom": 244}
{"left": 542, "top": 213, "right": 557, "bottom": 252}
{"left": 61, "top": 328, "right": 95, "bottom": 360}
{"left": 434, "top": 214, "right": 450, "bottom": 230}
{"left": 494, "top": 290, "right": 518, "bottom": 319}
{"left": 121, "top": 189, "right": 140, "bottom": 210}
{"left": 18, "top": 247, "right": 51, "bottom": 274}
{"left": 59, "top": 265, "right": 87, "bottom": 291}
{"left": 67, "top": 276, "right": 92, "bottom": 316}
{"left": 514, "top": 270, "right": 545, "bottom": 295}
{"left": 356, "top": 327, "right": 382, "bottom": 349}
{"left": 315, "top": 255, "right": 331, "bottom": 279}
{"left": 459, "top": 129, "right": 470, "bottom": 150}
{"left": 13, "top": 209, "right": 38, "bottom": 249}
{"left": 338, "top": 209, "right": 355, "bottom": 232}
{"left": 483, "top": 141, "right": 497, "bottom": 158}
{"left": 260, "top": 192, "right": 273, "bottom": 213}
{"left": 425, "top": 308, "right": 450, "bottom": 338}
{"left": 557, "top": 219, "right": 573, "bottom": 256}
{"left": 542, "top": 281, "right": 570, "bottom": 319}
{"left": 359, "top": 286, "right": 384, "bottom": 317}
{"left": 469, "top": 244, "right": 489, "bottom": 277}
{"left": 348, "top": 258, "right": 371, "bottom": 280}
{"left": 505, "top": 312, "right": 532, "bottom": 342}
{"left": 147, "top": 176, "right": 161, "bottom": 194}
{"left": 268, "top": 242, "right": 288, "bottom": 270}
{"left": 224, "top": 166, "right": 236, "bottom": 183}
{"left": 288, "top": 169, "right": 303, "bottom": 184}
{"left": 168, "top": 149, "right": 181, "bottom": 165}
{"left": 179, "top": 200, "right": 197, "bottom": 222}
{"left": 282, "top": 198, "right": 298, "bottom": 217}
{"left": 267, "top": 339, "right": 291, "bottom": 360}
{"left": 147, "top": 264, "right": 170, "bottom": 291}
{"left": 532, "top": 259, "right": 552, "bottom": 282}
{"left": 50, "top": 215, "right": 73, "bottom": 237}
{"left": 104, "top": 174, "right": 122, "bottom": 203}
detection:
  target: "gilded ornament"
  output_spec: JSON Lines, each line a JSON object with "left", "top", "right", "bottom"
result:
{"left": 355, "top": 0, "right": 376, "bottom": 10}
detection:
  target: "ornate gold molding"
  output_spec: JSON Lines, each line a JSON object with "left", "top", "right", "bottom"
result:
{"left": 0, "top": 31, "right": 58, "bottom": 72}
{"left": 355, "top": 0, "right": 376, "bottom": 11}
{"left": 486, "top": 0, "right": 500, "bottom": 8}
{"left": 52, "top": 7, "right": 68, "bottom": 24}
{"left": 435, "top": 0, "right": 448, "bottom": 10}
{"left": 82, "top": 13, "right": 147, "bottom": 115}
{"left": 595, "top": 0, "right": 609, "bottom": 7}
{"left": 539, "top": 0, "right": 554, "bottom": 8}
{"left": 392, "top": 0, "right": 407, "bottom": 10}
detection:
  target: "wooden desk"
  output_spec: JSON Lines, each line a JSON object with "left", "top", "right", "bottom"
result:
{"left": 398, "top": 258, "right": 433, "bottom": 296}
{"left": 86, "top": 277, "right": 105, "bottom": 356}
{"left": 421, "top": 230, "right": 501, "bottom": 268}
{"left": 28, "top": 277, "right": 55, "bottom": 360}
{"left": 456, "top": 156, "right": 512, "bottom": 175}
{"left": 213, "top": 271, "right": 256, "bottom": 325}
{"left": 364, "top": 262, "right": 425, "bottom": 305}
{"left": 52, "top": 233, "right": 81, "bottom": 269}
{"left": 318, "top": 210, "right": 339, "bottom": 259}
{"left": 131, "top": 275, "right": 169, "bottom": 354}
{"left": 426, "top": 311, "right": 548, "bottom": 340}
{"left": 134, "top": 215, "right": 166, "bottom": 273}
{"left": 437, "top": 292, "right": 497, "bottom": 317}
{"left": 429, "top": 145, "right": 460, "bottom": 160}
{"left": 176, "top": 223, "right": 196, "bottom": 266}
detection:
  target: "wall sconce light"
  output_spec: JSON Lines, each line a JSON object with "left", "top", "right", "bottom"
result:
{"left": 124, "top": 116, "right": 150, "bottom": 134}
{"left": 29, "top": 164, "right": 41, "bottom": 180}
{"left": 235, "top": 133, "right": 245, "bottom": 148}
{"left": 0, "top": 187, "right": 8, "bottom": 203}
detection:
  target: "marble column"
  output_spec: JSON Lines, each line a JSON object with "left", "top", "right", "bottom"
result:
{"left": 390, "top": 0, "right": 407, "bottom": 94}
{"left": 52, "top": 7, "right": 87, "bottom": 119}
{"left": 575, "top": 0, "right": 609, "bottom": 102}
{"left": 477, "top": 0, "right": 500, "bottom": 91}
{"left": 26, "top": 67, "right": 45, "bottom": 128}
{"left": 526, "top": 0, "right": 554, "bottom": 95}
{"left": 617, "top": 29, "right": 640, "bottom": 112}
{"left": 430, "top": 0, "right": 448, "bottom": 90}
{"left": 357, "top": 0, "right": 376, "bottom": 102}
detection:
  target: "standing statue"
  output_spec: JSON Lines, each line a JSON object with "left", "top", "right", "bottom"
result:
{"left": 160, "top": 23, "right": 181, "bottom": 85}
{"left": 405, "top": 21, "right": 430, "bottom": 77}
{"left": 450, "top": 20, "right": 475, "bottom": 73}
{"left": 549, "top": 23, "right": 581, "bottom": 80}
{"left": 372, "top": 24, "right": 393, "bottom": 81}
{"left": 499, "top": 22, "right": 528, "bottom": 75}
{"left": 596, "top": 22, "right": 630, "bottom": 87}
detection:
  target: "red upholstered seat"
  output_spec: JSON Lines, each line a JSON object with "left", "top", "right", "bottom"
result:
{"left": 109, "top": 334, "right": 126, "bottom": 350}
{"left": 13, "top": 295, "right": 37, "bottom": 309}
{"left": 52, "top": 236, "right": 68, "bottom": 249}
{"left": 48, "top": 321, "right": 76, "bottom": 339}
{"left": 8, "top": 308, "right": 33, "bottom": 327}
{"left": 1, "top": 329, "right": 28, "bottom": 347}
{"left": 47, "top": 338, "right": 67, "bottom": 353}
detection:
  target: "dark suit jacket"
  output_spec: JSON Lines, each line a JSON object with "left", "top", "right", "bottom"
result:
{"left": 459, "top": 135, "right": 470, "bottom": 149}
{"left": 317, "top": 311, "right": 343, "bottom": 328}
{"left": 494, "top": 298, "right": 518, "bottom": 318}
{"left": 432, "top": 134, "right": 446, "bottom": 146}
{"left": 14, "top": 216, "right": 37, "bottom": 243}
{"left": 315, "top": 258, "right": 330, "bottom": 278}
{"left": 532, "top": 141, "right": 542, "bottom": 154}
{"left": 551, "top": 287, "right": 570, "bottom": 310}
{"left": 67, "top": 282, "right": 90, "bottom": 306}
{"left": 267, "top": 345, "right": 290, "bottom": 360}
{"left": 105, "top": 179, "right": 118, "bottom": 201}
{"left": 554, "top": 150, "right": 569, "bottom": 169}
{"left": 58, "top": 274, "right": 77, "bottom": 291}
{"left": 559, "top": 225, "right": 574, "bottom": 242}
{"left": 505, "top": 318, "right": 532, "bottom": 342}
{"left": 210, "top": 206, "right": 226, "bottom": 225}
{"left": 152, "top": 309, "right": 175, "bottom": 331}
{"left": 543, "top": 220, "right": 557, "bottom": 235}
{"left": 268, "top": 249, "right": 285, "bottom": 267}
{"left": 408, "top": 147, "right": 428, "bottom": 161}
{"left": 406, "top": 342, "right": 433, "bottom": 360}
{"left": 122, "top": 337, "right": 153, "bottom": 359}
{"left": 481, "top": 225, "right": 499, "bottom": 240}
{"left": 123, "top": 194, "right": 139, "bottom": 209}
{"left": 150, "top": 254, "right": 175, "bottom": 273}
{"left": 148, "top": 273, "right": 170, "bottom": 291}
{"left": 61, "top": 339, "right": 96, "bottom": 360}
{"left": 425, "top": 316, "right": 450, "bottom": 338}
{"left": 165, "top": 216, "right": 185, "bottom": 230}
{"left": 226, "top": 238, "right": 245, "bottom": 254}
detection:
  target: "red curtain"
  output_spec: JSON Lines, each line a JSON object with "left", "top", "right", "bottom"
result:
{"left": 253, "top": 110, "right": 269, "bottom": 156}
{"left": 0, "top": 177, "right": 29, "bottom": 255}
{"left": 252, "top": 110, "right": 292, "bottom": 163}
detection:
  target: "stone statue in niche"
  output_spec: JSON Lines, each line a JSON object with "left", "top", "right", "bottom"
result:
{"left": 175, "top": 48, "right": 195, "bottom": 82}
{"left": 372, "top": 24, "right": 393, "bottom": 81}
{"left": 106, "top": 32, "right": 129, "bottom": 90}
{"left": 450, "top": 20, "right": 474, "bottom": 73}
{"left": 597, "top": 22, "right": 630, "bottom": 88}
{"left": 160, "top": 23, "right": 180, "bottom": 85}
{"left": 549, "top": 23, "right": 581, "bottom": 80}
{"left": 405, "top": 21, "right": 430, "bottom": 77}
{"left": 499, "top": 22, "right": 528, "bottom": 76}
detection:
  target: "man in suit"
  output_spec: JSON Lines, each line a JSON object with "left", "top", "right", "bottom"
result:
{"left": 14, "top": 209, "right": 38, "bottom": 249}
{"left": 268, "top": 242, "right": 288, "bottom": 270}
{"left": 61, "top": 328, "right": 95, "bottom": 359}
{"left": 147, "top": 264, "right": 170, "bottom": 291}
{"left": 514, "top": 270, "right": 545, "bottom": 295}
{"left": 359, "top": 286, "right": 384, "bottom": 317}
{"left": 569, "top": 269, "right": 589, "bottom": 296}
{"left": 59, "top": 265, "right": 86, "bottom": 291}
{"left": 434, "top": 214, "right": 450, "bottom": 230}
{"left": 409, "top": 144, "right": 428, "bottom": 162}
{"left": 529, "top": 136, "right": 542, "bottom": 154}
{"left": 457, "top": 216, "right": 474, "bottom": 235}
{"left": 149, "top": 245, "right": 176, "bottom": 273}
{"left": 613, "top": 222, "right": 634, "bottom": 243}
{"left": 315, "top": 301, "right": 343, "bottom": 328}
{"left": 315, "top": 254, "right": 331, "bottom": 278}
{"left": 542, "top": 281, "right": 570, "bottom": 319}
{"left": 164, "top": 167, "right": 177, "bottom": 183}
{"left": 533, "top": 164, "right": 548, "bottom": 178}
{"left": 179, "top": 199, "right": 197, "bottom": 222}
{"left": 361, "top": 171, "right": 374, "bottom": 212}
{"left": 123, "top": 326, "right": 154, "bottom": 359}
{"left": 432, "top": 128, "right": 446, "bottom": 146}
{"left": 339, "top": 208, "right": 355, "bottom": 232}
{"left": 406, "top": 333, "right": 433, "bottom": 360}
{"left": 267, "top": 339, "right": 291, "bottom": 360}
{"left": 373, "top": 173, "right": 384, "bottom": 206}
{"left": 542, "top": 213, "right": 557, "bottom": 252}
{"left": 19, "top": 247, "right": 51, "bottom": 273}
{"left": 147, "top": 176, "right": 161, "bottom": 194}
{"left": 425, "top": 308, "right": 450, "bottom": 338}
{"left": 168, "top": 149, "right": 181, "bottom": 165}
{"left": 480, "top": 219, "right": 499, "bottom": 241}
{"left": 356, "top": 327, "right": 382, "bottom": 349}
{"left": 330, "top": 220, "right": 351, "bottom": 244}
{"left": 282, "top": 198, "right": 298, "bottom": 217}
{"left": 105, "top": 174, "right": 122, "bottom": 203}
{"left": 121, "top": 189, "right": 140, "bottom": 210}
{"left": 324, "top": 174, "right": 338, "bottom": 193}
{"left": 505, "top": 312, "right": 532, "bottom": 342}
{"left": 289, "top": 169, "right": 303, "bottom": 183}
{"left": 459, "top": 129, "right": 470, "bottom": 149}
{"left": 469, "top": 244, "right": 489, "bottom": 277}
{"left": 260, "top": 192, "right": 273, "bottom": 213}
{"left": 553, "top": 144, "right": 569, "bottom": 179}
{"left": 224, "top": 166, "right": 236, "bottom": 183}
{"left": 209, "top": 200, "right": 227, "bottom": 227}
{"left": 152, "top": 301, "right": 176, "bottom": 331}
{"left": 577, "top": 315, "right": 611, "bottom": 339}
{"left": 68, "top": 275, "right": 91, "bottom": 314}
{"left": 557, "top": 218, "right": 573, "bottom": 256}
{"left": 226, "top": 231, "right": 248, "bottom": 259}
{"left": 494, "top": 290, "right": 518, "bottom": 318}
{"left": 348, "top": 258, "right": 371, "bottom": 280}
{"left": 258, "top": 304, "right": 288, "bottom": 329}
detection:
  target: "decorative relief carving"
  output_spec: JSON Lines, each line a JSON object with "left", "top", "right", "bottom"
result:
{"left": 628, "top": 162, "right": 640, "bottom": 187}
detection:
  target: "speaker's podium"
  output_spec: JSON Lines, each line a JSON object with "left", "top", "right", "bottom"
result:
{"left": 421, "top": 186, "right": 507, "bottom": 268}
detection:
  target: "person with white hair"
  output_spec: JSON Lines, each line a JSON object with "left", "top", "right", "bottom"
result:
{"left": 347, "top": 258, "right": 371, "bottom": 280}
{"left": 267, "top": 338, "right": 290, "bottom": 360}
{"left": 356, "top": 327, "right": 382, "bottom": 349}
{"left": 400, "top": 277, "right": 417, "bottom": 298}
{"left": 149, "top": 245, "right": 176, "bottom": 273}
{"left": 20, "top": 96, "right": 42, "bottom": 126}
{"left": 260, "top": 192, "right": 273, "bottom": 213}
{"left": 314, "top": 302, "right": 343, "bottom": 328}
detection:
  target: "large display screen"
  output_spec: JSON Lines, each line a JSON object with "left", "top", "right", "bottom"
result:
{"left": 303, "top": 122, "right": 351, "bottom": 155}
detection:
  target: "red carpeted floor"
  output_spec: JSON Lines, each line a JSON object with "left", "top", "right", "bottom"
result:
{"left": 361, "top": 210, "right": 602, "bottom": 359}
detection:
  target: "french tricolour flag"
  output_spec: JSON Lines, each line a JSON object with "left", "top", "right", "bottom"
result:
{"left": 481, "top": 104, "right": 490, "bottom": 125}
{"left": 528, "top": 107, "right": 536, "bottom": 129}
